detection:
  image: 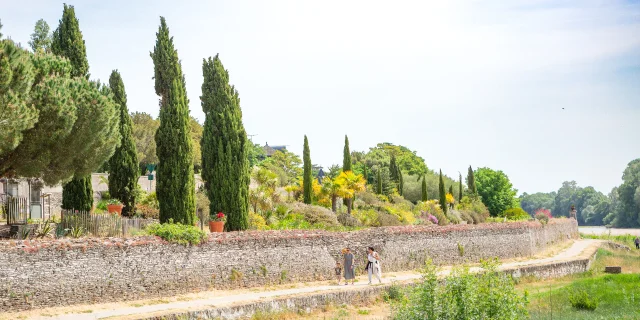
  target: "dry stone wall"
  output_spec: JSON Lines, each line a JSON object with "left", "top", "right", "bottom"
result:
{"left": 0, "top": 219, "right": 577, "bottom": 311}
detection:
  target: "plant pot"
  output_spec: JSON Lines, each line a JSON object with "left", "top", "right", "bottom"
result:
{"left": 107, "top": 204, "right": 123, "bottom": 215}
{"left": 209, "top": 221, "right": 225, "bottom": 233}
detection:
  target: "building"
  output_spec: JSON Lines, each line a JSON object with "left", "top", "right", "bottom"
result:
{"left": 262, "top": 143, "right": 287, "bottom": 157}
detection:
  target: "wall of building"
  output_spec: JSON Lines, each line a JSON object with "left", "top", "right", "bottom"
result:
{"left": 0, "top": 219, "right": 577, "bottom": 311}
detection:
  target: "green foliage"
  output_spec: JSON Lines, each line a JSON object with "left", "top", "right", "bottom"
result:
{"left": 200, "top": 55, "right": 250, "bottom": 231}
{"left": 568, "top": 289, "right": 599, "bottom": 311}
{"left": 29, "top": 19, "right": 51, "bottom": 53}
{"left": 474, "top": 167, "right": 518, "bottom": 217}
{"left": 343, "top": 135, "right": 352, "bottom": 172}
{"left": 62, "top": 175, "right": 93, "bottom": 211}
{"left": 501, "top": 207, "right": 530, "bottom": 221}
{"left": 392, "top": 259, "right": 529, "bottom": 320}
{"left": 519, "top": 191, "right": 556, "bottom": 216}
{"left": 364, "top": 143, "right": 428, "bottom": 176}
{"left": 151, "top": 17, "right": 195, "bottom": 225}
{"left": 131, "top": 112, "right": 159, "bottom": 171}
{"left": 302, "top": 135, "right": 312, "bottom": 204}
{"left": 421, "top": 175, "right": 428, "bottom": 202}
{"left": 438, "top": 170, "right": 447, "bottom": 214}
{"left": 383, "top": 283, "right": 406, "bottom": 302}
{"left": 552, "top": 181, "right": 610, "bottom": 225}
{"left": 607, "top": 159, "right": 640, "bottom": 227}
{"left": 107, "top": 70, "right": 139, "bottom": 216}
{"left": 466, "top": 165, "right": 477, "bottom": 195}
{"left": 534, "top": 212, "right": 549, "bottom": 224}
{"left": 189, "top": 117, "right": 203, "bottom": 173}
{"left": 51, "top": 4, "right": 89, "bottom": 78}
{"left": 261, "top": 150, "right": 302, "bottom": 186}
{"left": 248, "top": 143, "right": 266, "bottom": 168}
{"left": 376, "top": 169, "right": 383, "bottom": 194}
{"left": 146, "top": 222, "right": 206, "bottom": 246}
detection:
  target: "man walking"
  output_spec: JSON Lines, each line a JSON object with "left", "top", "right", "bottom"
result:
{"left": 634, "top": 236, "right": 639, "bottom": 250}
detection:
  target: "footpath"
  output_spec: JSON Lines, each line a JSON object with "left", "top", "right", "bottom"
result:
{"left": 9, "top": 239, "right": 602, "bottom": 320}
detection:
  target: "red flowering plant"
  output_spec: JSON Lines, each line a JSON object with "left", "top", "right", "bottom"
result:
{"left": 212, "top": 212, "right": 227, "bottom": 222}
{"left": 535, "top": 208, "right": 552, "bottom": 219}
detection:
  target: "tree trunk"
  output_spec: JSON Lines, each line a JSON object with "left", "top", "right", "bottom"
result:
{"left": 331, "top": 195, "right": 337, "bottom": 213}
{"left": 347, "top": 198, "right": 353, "bottom": 215}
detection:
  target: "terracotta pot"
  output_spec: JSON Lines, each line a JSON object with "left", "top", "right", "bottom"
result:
{"left": 209, "top": 221, "right": 225, "bottom": 233}
{"left": 107, "top": 204, "right": 123, "bottom": 215}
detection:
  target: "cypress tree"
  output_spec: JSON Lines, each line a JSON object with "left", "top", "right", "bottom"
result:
{"left": 107, "top": 70, "right": 139, "bottom": 216}
{"left": 363, "top": 165, "right": 368, "bottom": 183}
{"left": 343, "top": 135, "right": 352, "bottom": 172}
{"left": 398, "top": 170, "right": 404, "bottom": 196}
{"left": 458, "top": 173, "right": 463, "bottom": 201}
{"left": 151, "top": 17, "right": 195, "bottom": 224}
{"left": 201, "top": 55, "right": 250, "bottom": 231}
{"left": 448, "top": 185, "right": 453, "bottom": 196}
{"left": 303, "top": 135, "right": 312, "bottom": 204}
{"left": 421, "top": 175, "right": 428, "bottom": 201}
{"left": 389, "top": 154, "right": 399, "bottom": 183}
{"left": 376, "top": 169, "right": 383, "bottom": 195}
{"left": 439, "top": 169, "right": 448, "bottom": 214}
{"left": 53, "top": 4, "right": 94, "bottom": 211}
{"left": 467, "top": 165, "right": 477, "bottom": 195}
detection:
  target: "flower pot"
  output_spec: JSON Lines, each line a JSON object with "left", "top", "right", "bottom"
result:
{"left": 209, "top": 221, "right": 225, "bottom": 233}
{"left": 107, "top": 204, "right": 123, "bottom": 215}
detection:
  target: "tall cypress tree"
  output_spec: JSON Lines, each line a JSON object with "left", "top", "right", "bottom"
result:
{"left": 458, "top": 173, "right": 463, "bottom": 201}
{"left": 398, "top": 170, "right": 404, "bottom": 196}
{"left": 363, "top": 165, "right": 368, "bottom": 183}
{"left": 151, "top": 17, "right": 195, "bottom": 224}
{"left": 201, "top": 55, "right": 250, "bottom": 231}
{"left": 303, "top": 135, "right": 312, "bottom": 204}
{"left": 467, "top": 165, "right": 477, "bottom": 195}
{"left": 389, "top": 154, "right": 399, "bottom": 183}
{"left": 439, "top": 169, "right": 448, "bottom": 214}
{"left": 448, "top": 185, "right": 453, "bottom": 196}
{"left": 107, "top": 70, "right": 139, "bottom": 216}
{"left": 376, "top": 169, "right": 383, "bottom": 195}
{"left": 421, "top": 175, "right": 428, "bottom": 202}
{"left": 53, "top": 4, "right": 93, "bottom": 211}
{"left": 343, "top": 135, "right": 352, "bottom": 172}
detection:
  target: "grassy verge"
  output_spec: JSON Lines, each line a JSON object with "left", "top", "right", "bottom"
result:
{"left": 580, "top": 232, "right": 638, "bottom": 249}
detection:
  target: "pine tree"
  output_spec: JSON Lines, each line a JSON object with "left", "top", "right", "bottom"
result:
{"left": 439, "top": 169, "right": 448, "bottom": 214}
{"left": 421, "top": 175, "right": 428, "bottom": 202}
{"left": 52, "top": 4, "right": 94, "bottom": 211}
{"left": 29, "top": 19, "right": 52, "bottom": 53}
{"left": 51, "top": 4, "right": 89, "bottom": 78}
{"left": 458, "top": 173, "right": 463, "bottom": 201}
{"left": 343, "top": 135, "right": 352, "bottom": 172}
{"left": 303, "top": 135, "right": 312, "bottom": 204}
{"left": 467, "top": 165, "right": 477, "bottom": 195}
{"left": 151, "top": 17, "right": 195, "bottom": 224}
{"left": 107, "top": 70, "right": 139, "bottom": 216}
{"left": 376, "top": 169, "right": 383, "bottom": 195}
{"left": 201, "top": 55, "right": 250, "bottom": 231}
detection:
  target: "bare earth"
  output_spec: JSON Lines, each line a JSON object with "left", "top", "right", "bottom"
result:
{"left": 4, "top": 239, "right": 602, "bottom": 320}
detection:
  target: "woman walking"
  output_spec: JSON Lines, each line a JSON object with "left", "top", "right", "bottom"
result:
{"left": 366, "top": 246, "right": 382, "bottom": 285}
{"left": 343, "top": 248, "right": 355, "bottom": 285}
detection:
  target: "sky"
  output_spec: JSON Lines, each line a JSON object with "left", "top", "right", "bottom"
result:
{"left": 1, "top": 0, "right": 639, "bottom": 195}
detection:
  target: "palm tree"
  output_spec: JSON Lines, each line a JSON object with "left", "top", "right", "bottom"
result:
{"left": 336, "top": 171, "right": 366, "bottom": 214}
{"left": 320, "top": 176, "right": 344, "bottom": 212}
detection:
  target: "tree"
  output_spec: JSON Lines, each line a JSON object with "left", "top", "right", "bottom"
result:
{"left": 336, "top": 171, "right": 365, "bottom": 214}
{"left": 520, "top": 192, "right": 556, "bottom": 216}
{"left": 201, "top": 55, "right": 250, "bottom": 231}
{"left": 189, "top": 117, "right": 203, "bottom": 173}
{"left": 389, "top": 154, "right": 399, "bottom": 183}
{"left": 303, "top": 135, "right": 312, "bottom": 204}
{"left": 131, "top": 112, "right": 159, "bottom": 172}
{"left": 0, "top": 40, "right": 120, "bottom": 185}
{"left": 439, "top": 170, "right": 448, "bottom": 214}
{"left": 107, "top": 70, "right": 138, "bottom": 216}
{"left": 320, "top": 176, "right": 344, "bottom": 212}
{"left": 474, "top": 167, "right": 518, "bottom": 217}
{"left": 61, "top": 175, "right": 92, "bottom": 211}
{"left": 398, "top": 171, "right": 404, "bottom": 196}
{"left": 151, "top": 17, "right": 195, "bottom": 225}
{"left": 343, "top": 135, "right": 352, "bottom": 172}
{"left": 421, "top": 175, "right": 428, "bottom": 202}
{"left": 448, "top": 185, "right": 454, "bottom": 198}
{"left": 51, "top": 4, "right": 89, "bottom": 78}
{"left": 458, "top": 173, "right": 463, "bottom": 201}
{"left": 609, "top": 159, "right": 640, "bottom": 227}
{"left": 0, "top": 19, "right": 3, "bottom": 39}
{"left": 247, "top": 143, "right": 266, "bottom": 168}
{"left": 261, "top": 150, "right": 302, "bottom": 186}
{"left": 29, "top": 19, "right": 52, "bottom": 53}
{"left": 364, "top": 143, "right": 428, "bottom": 176}
{"left": 377, "top": 169, "right": 383, "bottom": 195}
{"left": 466, "top": 166, "right": 477, "bottom": 195}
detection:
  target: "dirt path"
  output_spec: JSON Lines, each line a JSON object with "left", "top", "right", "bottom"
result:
{"left": 8, "top": 239, "right": 603, "bottom": 320}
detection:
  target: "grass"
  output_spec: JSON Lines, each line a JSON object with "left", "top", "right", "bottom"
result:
{"left": 580, "top": 232, "right": 638, "bottom": 249}
{"left": 519, "top": 247, "right": 640, "bottom": 320}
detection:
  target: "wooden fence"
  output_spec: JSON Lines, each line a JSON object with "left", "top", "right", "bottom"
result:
{"left": 5, "top": 197, "right": 28, "bottom": 225}
{"left": 60, "top": 210, "right": 157, "bottom": 237}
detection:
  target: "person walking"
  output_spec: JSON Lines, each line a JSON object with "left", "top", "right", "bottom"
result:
{"left": 366, "top": 246, "right": 382, "bottom": 285}
{"left": 343, "top": 248, "right": 355, "bottom": 285}
{"left": 334, "top": 262, "right": 342, "bottom": 285}
{"left": 635, "top": 236, "right": 639, "bottom": 249}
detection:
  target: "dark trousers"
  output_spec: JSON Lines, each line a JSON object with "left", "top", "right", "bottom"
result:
{"left": 636, "top": 243, "right": 639, "bottom": 249}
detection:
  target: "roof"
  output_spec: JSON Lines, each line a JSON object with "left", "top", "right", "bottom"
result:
{"left": 263, "top": 143, "right": 287, "bottom": 157}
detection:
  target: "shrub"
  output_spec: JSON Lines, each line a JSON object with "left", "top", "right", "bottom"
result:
{"left": 248, "top": 212, "right": 268, "bottom": 230}
{"left": 501, "top": 208, "right": 530, "bottom": 221}
{"left": 568, "top": 289, "right": 598, "bottom": 311}
{"left": 446, "top": 213, "right": 460, "bottom": 224}
{"left": 353, "top": 209, "right": 379, "bottom": 227}
{"left": 337, "top": 213, "right": 362, "bottom": 227}
{"left": 139, "top": 191, "right": 159, "bottom": 209}
{"left": 358, "top": 190, "right": 383, "bottom": 207}
{"left": 270, "top": 213, "right": 313, "bottom": 230}
{"left": 377, "top": 212, "right": 402, "bottom": 226}
{"left": 146, "top": 222, "right": 206, "bottom": 246}
{"left": 433, "top": 210, "right": 449, "bottom": 226}
{"left": 457, "top": 196, "right": 490, "bottom": 218}
{"left": 534, "top": 208, "right": 552, "bottom": 219}
{"left": 426, "top": 214, "right": 438, "bottom": 225}
{"left": 96, "top": 200, "right": 109, "bottom": 212}
{"left": 535, "top": 212, "right": 549, "bottom": 224}
{"left": 383, "top": 283, "right": 405, "bottom": 302}
{"left": 286, "top": 202, "right": 340, "bottom": 227}
{"left": 135, "top": 204, "right": 159, "bottom": 219}
{"left": 459, "top": 211, "right": 474, "bottom": 224}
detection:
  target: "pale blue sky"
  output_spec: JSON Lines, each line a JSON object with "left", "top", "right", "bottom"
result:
{"left": 1, "top": 0, "right": 639, "bottom": 194}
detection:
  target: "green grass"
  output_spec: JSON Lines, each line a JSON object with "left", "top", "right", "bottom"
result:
{"left": 580, "top": 232, "right": 638, "bottom": 249}
{"left": 527, "top": 273, "right": 640, "bottom": 319}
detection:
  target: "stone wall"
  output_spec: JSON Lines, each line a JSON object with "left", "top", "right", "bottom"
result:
{"left": 0, "top": 219, "right": 577, "bottom": 311}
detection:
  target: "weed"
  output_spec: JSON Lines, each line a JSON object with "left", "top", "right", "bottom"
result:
{"left": 568, "top": 289, "right": 599, "bottom": 311}
{"left": 230, "top": 268, "right": 243, "bottom": 282}
{"left": 457, "top": 243, "right": 465, "bottom": 257}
